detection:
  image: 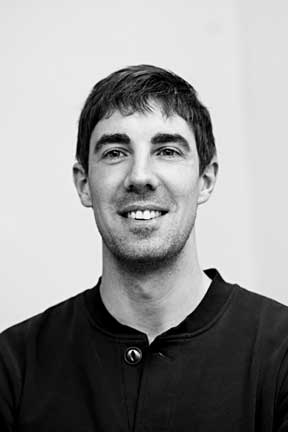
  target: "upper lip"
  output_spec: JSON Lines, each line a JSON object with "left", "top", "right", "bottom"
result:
{"left": 118, "top": 203, "right": 169, "bottom": 215}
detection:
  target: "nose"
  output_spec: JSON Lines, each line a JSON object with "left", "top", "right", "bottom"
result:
{"left": 123, "top": 154, "right": 159, "bottom": 192}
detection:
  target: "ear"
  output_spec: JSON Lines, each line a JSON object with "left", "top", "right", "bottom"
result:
{"left": 197, "top": 156, "right": 218, "bottom": 205}
{"left": 72, "top": 162, "right": 92, "bottom": 208}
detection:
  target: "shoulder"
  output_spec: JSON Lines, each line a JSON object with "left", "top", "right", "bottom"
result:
{"left": 212, "top": 268, "right": 288, "bottom": 317}
{"left": 234, "top": 282, "right": 288, "bottom": 327}
{"left": 208, "top": 268, "right": 288, "bottom": 344}
{"left": 224, "top": 274, "right": 288, "bottom": 355}
{"left": 0, "top": 285, "right": 98, "bottom": 414}
{"left": 0, "top": 286, "right": 94, "bottom": 358}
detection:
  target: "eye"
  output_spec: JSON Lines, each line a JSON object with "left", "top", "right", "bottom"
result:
{"left": 157, "top": 147, "right": 181, "bottom": 158}
{"left": 102, "top": 148, "right": 127, "bottom": 161}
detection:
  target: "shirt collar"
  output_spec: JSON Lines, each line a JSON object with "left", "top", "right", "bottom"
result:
{"left": 84, "top": 268, "right": 235, "bottom": 340}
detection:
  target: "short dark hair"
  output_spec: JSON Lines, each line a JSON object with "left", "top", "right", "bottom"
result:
{"left": 76, "top": 64, "right": 216, "bottom": 175}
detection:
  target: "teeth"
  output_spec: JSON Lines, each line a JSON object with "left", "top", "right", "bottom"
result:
{"left": 136, "top": 210, "right": 142, "bottom": 219}
{"left": 127, "top": 210, "right": 162, "bottom": 220}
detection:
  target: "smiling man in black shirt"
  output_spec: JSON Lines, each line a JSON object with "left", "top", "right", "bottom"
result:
{"left": 1, "top": 65, "right": 288, "bottom": 431}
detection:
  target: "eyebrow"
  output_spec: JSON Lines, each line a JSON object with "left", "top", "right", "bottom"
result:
{"left": 93, "top": 132, "right": 191, "bottom": 153}
{"left": 151, "top": 133, "right": 190, "bottom": 151}
{"left": 93, "top": 133, "right": 131, "bottom": 153}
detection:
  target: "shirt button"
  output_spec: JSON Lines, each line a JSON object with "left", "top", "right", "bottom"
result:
{"left": 124, "top": 347, "right": 142, "bottom": 365}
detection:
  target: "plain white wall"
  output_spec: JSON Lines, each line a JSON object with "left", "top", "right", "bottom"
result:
{"left": 1, "top": 0, "right": 286, "bottom": 331}
{"left": 239, "top": 0, "right": 288, "bottom": 301}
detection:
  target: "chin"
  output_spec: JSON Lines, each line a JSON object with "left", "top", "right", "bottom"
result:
{"left": 106, "top": 240, "right": 187, "bottom": 272}
{"left": 102, "top": 223, "right": 195, "bottom": 270}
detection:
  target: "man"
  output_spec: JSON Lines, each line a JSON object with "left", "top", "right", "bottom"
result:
{"left": 1, "top": 65, "right": 288, "bottom": 431}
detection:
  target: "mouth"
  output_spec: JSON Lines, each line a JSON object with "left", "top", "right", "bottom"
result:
{"left": 119, "top": 205, "right": 168, "bottom": 221}
{"left": 126, "top": 210, "right": 164, "bottom": 220}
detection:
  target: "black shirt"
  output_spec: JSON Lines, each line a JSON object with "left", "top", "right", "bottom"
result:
{"left": 1, "top": 269, "right": 288, "bottom": 431}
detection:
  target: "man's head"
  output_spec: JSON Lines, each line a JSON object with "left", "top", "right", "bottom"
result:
{"left": 76, "top": 64, "right": 216, "bottom": 177}
{"left": 73, "top": 65, "right": 218, "bottom": 268}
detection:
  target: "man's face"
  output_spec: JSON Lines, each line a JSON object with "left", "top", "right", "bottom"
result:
{"left": 74, "top": 102, "right": 216, "bottom": 265}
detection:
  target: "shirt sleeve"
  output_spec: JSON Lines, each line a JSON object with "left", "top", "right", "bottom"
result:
{"left": 0, "top": 331, "right": 22, "bottom": 432}
{"left": 275, "top": 347, "right": 288, "bottom": 431}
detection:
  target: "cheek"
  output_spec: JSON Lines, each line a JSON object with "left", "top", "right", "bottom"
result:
{"left": 88, "top": 168, "right": 124, "bottom": 207}
{"left": 165, "top": 168, "right": 199, "bottom": 200}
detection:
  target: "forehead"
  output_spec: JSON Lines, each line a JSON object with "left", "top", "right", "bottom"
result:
{"left": 89, "top": 103, "right": 196, "bottom": 147}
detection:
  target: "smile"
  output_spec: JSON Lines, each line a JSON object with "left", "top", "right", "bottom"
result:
{"left": 127, "top": 210, "right": 162, "bottom": 220}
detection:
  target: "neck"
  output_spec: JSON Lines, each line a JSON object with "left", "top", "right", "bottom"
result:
{"left": 99, "top": 232, "right": 211, "bottom": 344}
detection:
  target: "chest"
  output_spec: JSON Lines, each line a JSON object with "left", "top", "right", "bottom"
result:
{"left": 17, "top": 332, "right": 277, "bottom": 432}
